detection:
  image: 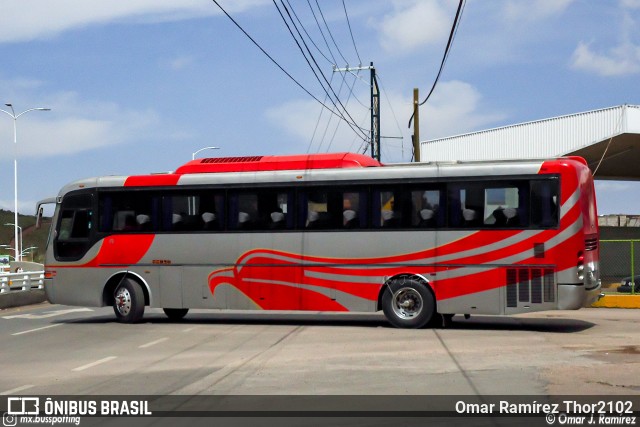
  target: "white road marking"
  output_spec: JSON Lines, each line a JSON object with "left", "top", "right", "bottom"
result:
{"left": 0, "top": 385, "right": 35, "bottom": 395}
{"left": 138, "top": 337, "right": 168, "bottom": 349}
{"left": 72, "top": 356, "right": 117, "bottom": 372}
{"left": 3, "top": 308, "right": 93, "bottom": 320}
{"left": 12, "top": 323, "right": 62, "bottom": 336}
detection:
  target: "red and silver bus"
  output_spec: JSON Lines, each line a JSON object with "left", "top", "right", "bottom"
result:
{"left": 37, "top": 152, "right": 601, "bottom": 328}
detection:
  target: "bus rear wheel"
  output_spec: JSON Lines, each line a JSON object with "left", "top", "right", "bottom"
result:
{"left": 382, "top": 277, "right": 434, "bottom": 328}
{"left": 113, "top": 278, "right": 145, "bottom": 323}
{"left": 163, "top": 308, "right": 189, "bottom": 321}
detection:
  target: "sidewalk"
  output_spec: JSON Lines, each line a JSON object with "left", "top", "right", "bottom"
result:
{"left": 592, "top": 294, "right": 640, "bottom": 308}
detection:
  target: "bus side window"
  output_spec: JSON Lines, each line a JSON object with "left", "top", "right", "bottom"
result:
{"left": 304, "top": 189, "right": 329, "bottom": 229}
{"left": 55, "top": 193, "right": 94, "bottom": 261}
{"left": 374, "top": 189, "right": 408, "bottom": 228}
{"left": 342, "top": 191, "right": 366, "bottom": 229}
{"left": 228, "top": 193, "right": 259, "bottom": 230}
{"left": 483, "top": 184, "right": 529, "bottom": 228}
{"left": 100, "top": 192, "right": 158, "bottom": 232}
{"left": 201, "top": 192, "right": 224, "bottom": 231}
{"left": 449, "top": 186, "right": 481, "bottom": 227}
{"left": 411, "top": 189, "right": 441, "bottom": 228}
{"left": 267, "top": 192, "right": 292, "bottom": 230}
{"left": 531, "top": 179, "right": 559, "bottom": 228}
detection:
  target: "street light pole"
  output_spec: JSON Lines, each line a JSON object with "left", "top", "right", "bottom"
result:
{"left": 4, "top": 223, "right": 22, "bottom": 262}
{"left": 192, "top": 146, "right": 220, "bottom": 160}
{"left": 0, "top": 104, "right": 51, "bottom": 262}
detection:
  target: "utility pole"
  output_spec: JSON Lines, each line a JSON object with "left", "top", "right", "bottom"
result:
{"left": 412, "top": 88, "right": 420, "bottom": 162}
{"left": 333, "top": 62, "right": 380, "bottom": 161}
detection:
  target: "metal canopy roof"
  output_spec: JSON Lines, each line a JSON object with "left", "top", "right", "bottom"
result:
{"left": 421, "top": 105, "right": 640, "bottom": 180}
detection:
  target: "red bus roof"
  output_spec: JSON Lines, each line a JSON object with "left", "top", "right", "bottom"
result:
{"left": 174, "top": 152, "right": 382, "bottom": 174}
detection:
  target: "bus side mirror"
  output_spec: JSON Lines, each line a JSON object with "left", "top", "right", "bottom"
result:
{"left": 36, "top": 206, "right": 44, "bottom": 229}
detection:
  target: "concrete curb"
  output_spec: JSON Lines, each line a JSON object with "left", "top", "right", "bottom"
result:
{"left": 0, "top": 290, "right": 47, "bottom": 310}
{"left": 591, "top": 294, "right": 640, "bottom": 309}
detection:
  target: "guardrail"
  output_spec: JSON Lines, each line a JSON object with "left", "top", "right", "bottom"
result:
{"left": 0, "top": 271, "right": 45, "bottom": 293}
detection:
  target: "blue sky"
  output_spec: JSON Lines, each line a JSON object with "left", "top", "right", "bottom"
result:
{"left": 1, "top": 0, "right": 640, "bottom": 216}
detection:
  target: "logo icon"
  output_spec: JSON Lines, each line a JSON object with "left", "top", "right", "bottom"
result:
{"left": 7, "top": 397, "right": 39, "bottom": 416}
{"left": 2, "top": 412, "right": 17, "bottom": 427}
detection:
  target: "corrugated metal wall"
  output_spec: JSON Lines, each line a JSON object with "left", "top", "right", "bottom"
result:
{"left": 421, "top": 105, "right": 640, "bottom": 162}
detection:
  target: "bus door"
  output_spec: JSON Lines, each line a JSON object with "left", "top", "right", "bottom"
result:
{"left": 158, "top": 266, "right": 183, "bottom": 309}
{"left": 161, "top": 191, "right": 224, "bottom": 309}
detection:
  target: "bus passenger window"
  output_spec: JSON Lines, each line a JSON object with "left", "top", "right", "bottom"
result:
{"left": 342, "top": 192, "right": 362, "bottom": 229}
{"left": 531, "top": 179, "right": 559, "bottom": 228}
{"left": 201, "top": 192, "right": 224, "bottom": 231}
{"left": 459, "top": 188, "right": 482, "bottom": 227}
{"left": 267, "top": 192, "right": 291, "bottom": 230}
{"left": 484, "top": 185, "right": 528, "bottom": 227}
{"left": 377, "top": 191, "right": 401, "bottom": 228}
{"left": 411, "top": 189, "right": 441, "bottom": 228}
{"left": 305, "top": 190, "right": 331, "bottom": 229}
{"left": 100, "top": 192, "right": 158, "bottom": 232}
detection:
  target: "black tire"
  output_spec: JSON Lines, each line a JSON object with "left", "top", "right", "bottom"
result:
{"left": 382, "top": 277, "right": 435, "bottom": 329}
{"left": 163, "top": 308, "right": 189, "bottom": 321}
{"left": 113, "top": 278, "right": 145, "bottom": 323}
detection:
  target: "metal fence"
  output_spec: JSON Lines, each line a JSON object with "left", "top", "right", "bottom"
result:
{"left": 600, "top": 239, "right": 639, "bottom": 294}
{"left": 0, "top": 271, "right": 45, "bottom": 293}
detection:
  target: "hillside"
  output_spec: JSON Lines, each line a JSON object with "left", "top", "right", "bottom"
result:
{"left": 0, "top": 209, "right": 52, "bottom": 263}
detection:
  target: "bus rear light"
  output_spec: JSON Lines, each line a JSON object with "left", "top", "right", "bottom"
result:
{"left": 577, "top": 252, "right": 585, "bottom": 280}
{"left": 44, "top": 270, "right": 57, "bottom": 279}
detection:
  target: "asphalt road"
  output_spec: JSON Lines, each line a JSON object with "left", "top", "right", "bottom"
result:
{"left": 1, "top": 303, "right": 638, "bottom": 398}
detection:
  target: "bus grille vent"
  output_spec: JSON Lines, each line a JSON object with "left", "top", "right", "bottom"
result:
{"left": 200, "top": 156, "right": 264, "bottom": 164}
{"left": 506, "top": 268, "right": 555, "bottom": 307}
{"left": 585, "top": 238, "right": 598, "bottom": 251}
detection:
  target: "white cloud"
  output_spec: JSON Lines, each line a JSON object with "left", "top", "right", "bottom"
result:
{"left": 0, "top": 0, "right": 269, "bottom": 43}
{"left": 0, "top": 83, "right": 162, "bottom": 158}
{"left": 166, "top": 55, "right": 196, "bottom": 71}
{"left": 265, "top": 98, "right": 369, "bottom": 154}
{"left": 264, "top": 80, "right": 505, "bottom": 162}
{"left": 571, "top": 41, "right": 640, "bottom": 76}
{"left": 421, "top": 80, "right": 506, "bottom": 141}
{"left": 621, "top": 0, "right": 640, "bottom": 9}
{"left": 376, "top": 0, "right": 453, "bottom": 54}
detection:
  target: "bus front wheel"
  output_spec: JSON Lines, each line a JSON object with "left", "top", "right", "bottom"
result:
{"left": 113, "top": 278, "right": 145, "bottom": 323}
{"left": 382, "top": 277, "right": 434, "bottom": 328}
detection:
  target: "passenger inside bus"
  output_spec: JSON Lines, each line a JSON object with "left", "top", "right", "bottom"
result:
{"left": 491, "top": 207, "right": 507, "bottom": 226}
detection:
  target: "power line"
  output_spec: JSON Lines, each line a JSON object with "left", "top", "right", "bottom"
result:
{"left": 342, "top": 0, "right": 362, "bottom": 65}
{"left": 314, "top": 0, "right": 349, "bottom": 66}
{"left": 408, "top": 0, "right": 466, "bottom": 128}
{"left": 209, "top": 0, "right": 364, "bottom": 136}
{"left": 306, "top": 0, "right": 338, "bottom": 65}
{"left": 284, "top": 0, "right": 333, "bottom": 65}
{"left": 274, "top": 0, "right": 369, "bottom": 141}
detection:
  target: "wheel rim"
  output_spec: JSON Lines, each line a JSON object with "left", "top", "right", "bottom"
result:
{"left": 391, "top": 287, "right": 423, "bottom": 319}
{"left": 114, "top": 286, "right": 132, "bottom": 316}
